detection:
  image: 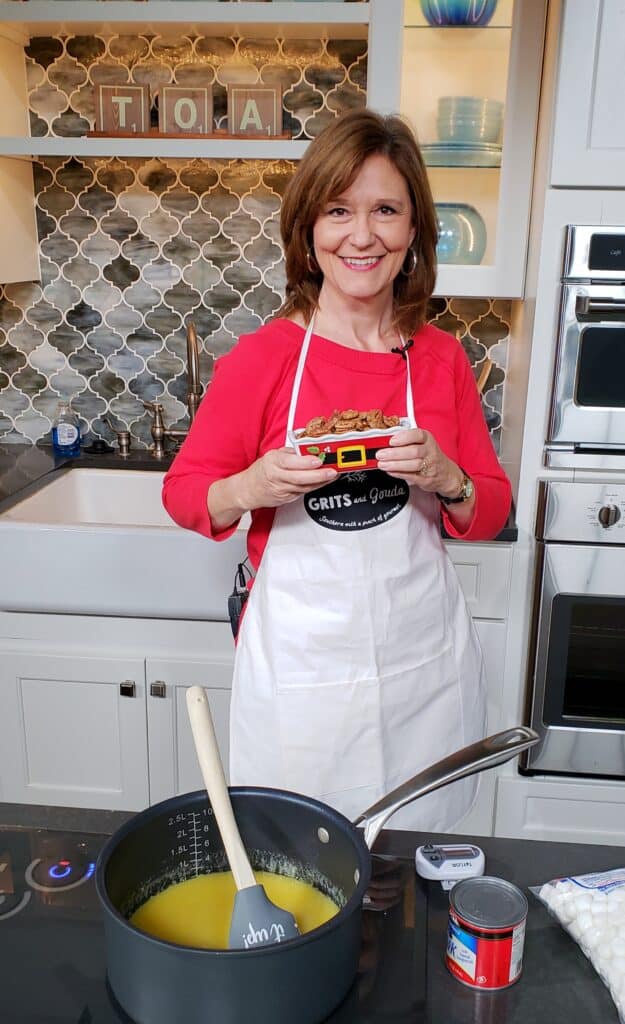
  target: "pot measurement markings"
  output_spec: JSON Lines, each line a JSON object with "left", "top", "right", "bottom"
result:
{"left": 167, "top": 808, "right": 214, "bottom": 874}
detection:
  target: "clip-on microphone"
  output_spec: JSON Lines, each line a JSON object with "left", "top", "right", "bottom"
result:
{"left": 390, "top": 339, "right": 414, "bottom": 361}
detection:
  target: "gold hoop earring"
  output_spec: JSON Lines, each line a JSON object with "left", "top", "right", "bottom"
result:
{"left": 306, "top": 248, "right": 319, "bottom": 275}
{"left": 401, "top": 247, "right": 418, "bottom": 276}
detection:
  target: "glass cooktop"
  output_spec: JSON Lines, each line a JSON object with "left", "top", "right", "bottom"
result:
{"left": 3, "top": 823, "right": 619, "bottom": 1024}
{"left": 0, "top": 825, "right": 423, "bottom": 1023}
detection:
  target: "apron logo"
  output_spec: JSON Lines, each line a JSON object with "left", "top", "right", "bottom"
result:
{"left": 304, "top": 469, "right": 409, "bottom": 532}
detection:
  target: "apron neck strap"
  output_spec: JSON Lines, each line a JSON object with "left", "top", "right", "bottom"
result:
{"left": 405, "top": 344, "right": 416, "bottom": 427}
{"left": 285, "top": 312, "right": 417, "bottom": 439}
{"left": 285, "top": 312, "right": 316, "bottom": 437}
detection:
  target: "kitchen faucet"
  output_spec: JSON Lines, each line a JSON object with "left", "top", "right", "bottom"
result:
{"left": 186, "top": 321, "right": 203, "bottom": 423}
{"left": 143, "top": 320, "right": 204, "bottom": 459}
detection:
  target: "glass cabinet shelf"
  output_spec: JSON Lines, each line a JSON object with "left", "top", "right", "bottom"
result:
{"left": 404, "top": 21, "right": 513, "bottom": 31}
{"left": 421, "top": 144, "right": 502, "bottom": 168}
{"left": 400, "top": 0, "right": 535, "bottom": 293}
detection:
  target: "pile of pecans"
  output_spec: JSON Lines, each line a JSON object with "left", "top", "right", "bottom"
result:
{"left": 296, "top": 409, "right": 400, "bottom": 438}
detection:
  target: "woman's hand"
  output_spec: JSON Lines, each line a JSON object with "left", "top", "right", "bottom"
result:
{"left": 376, "top": 427, "right": 464, "bottom": 498}
{"left": 208, "top": 447, "right": 338, "bottom": 532}
{"left": 242, "top": 447, "right": 338, "bottom": 510}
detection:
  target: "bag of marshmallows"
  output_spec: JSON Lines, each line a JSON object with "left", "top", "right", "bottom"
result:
{"left": 534, "top": 868, "right": 625, "bottom": 1022}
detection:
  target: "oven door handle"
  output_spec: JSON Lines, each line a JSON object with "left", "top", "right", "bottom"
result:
{"left": 576, "top": 295, "right": 625, "bottom": 317}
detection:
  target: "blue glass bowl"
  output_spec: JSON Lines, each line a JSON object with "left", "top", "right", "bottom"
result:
{"left": 435, "top": 203, "right": 487, "bottom": 264}
{"left": 420, "top": 0, "right": 498, "bottom": 27}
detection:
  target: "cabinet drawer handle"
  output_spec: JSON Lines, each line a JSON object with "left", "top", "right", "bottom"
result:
{"left": 150, "top": 681, "right": 167, "bottom": 698}
{"left": 120, "top": 680, "right": 136, "bottom": 698}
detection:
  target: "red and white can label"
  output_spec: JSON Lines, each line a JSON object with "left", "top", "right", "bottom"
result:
{"left": 446, "top": 909, "right": 526, "bottom": 989}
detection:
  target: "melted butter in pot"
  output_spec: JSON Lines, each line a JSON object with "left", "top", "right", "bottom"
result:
{"left": 130, "top": 870, "right": 339, "bottom": 949}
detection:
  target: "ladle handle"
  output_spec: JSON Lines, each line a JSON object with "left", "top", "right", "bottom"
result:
{"left": 186, "top": 686, "right": 256, "bottom": 891}
{"left": 353, "top": 726, "right": 540, "bottom": 851}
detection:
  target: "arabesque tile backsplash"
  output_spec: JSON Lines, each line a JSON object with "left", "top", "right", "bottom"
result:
{"left": 0, "top": 31, "right": 510, "bottom": 452}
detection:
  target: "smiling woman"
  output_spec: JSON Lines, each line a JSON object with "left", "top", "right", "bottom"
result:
{"left": 278, "top": 107, "right": 438, "bottom": 340}
{"left": 162, "top": 107, "right": 511, "bottom": 833}
{"left": 310, "top": 153, "right": 416, "bottom": 316}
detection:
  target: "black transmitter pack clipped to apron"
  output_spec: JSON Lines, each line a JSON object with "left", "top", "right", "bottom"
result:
{"left": 228, "top": 558, "right": 253, "bottom": 639}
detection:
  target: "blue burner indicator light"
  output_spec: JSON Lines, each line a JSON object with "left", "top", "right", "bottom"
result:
{"left": 86, "top": 862, "right": 95, "bottom": 880}
{"left": 49, "top": 860, "right": 72, "bottom": 880}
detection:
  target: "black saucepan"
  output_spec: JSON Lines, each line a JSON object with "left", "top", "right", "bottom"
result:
{"left": 95, "top": 726, "right": 538, "bottom": 1024}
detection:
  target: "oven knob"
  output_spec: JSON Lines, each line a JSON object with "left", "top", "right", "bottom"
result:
{"left": 598, "top": 504, "right": 621, "bottom": 528}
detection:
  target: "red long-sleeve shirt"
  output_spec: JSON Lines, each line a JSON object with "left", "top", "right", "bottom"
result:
{"left": 162, "top": 319, "right": 511, "bottom": 571}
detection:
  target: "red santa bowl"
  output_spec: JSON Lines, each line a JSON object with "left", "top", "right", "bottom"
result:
{"left": 288, "top": 419, "right": 411, "bottom": 474}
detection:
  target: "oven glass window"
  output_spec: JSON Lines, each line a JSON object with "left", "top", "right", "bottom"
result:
{"left": 577, "top": 327, "right": 625, "bottom": 407}
{"left": 544, "top": 596, "right": 625, "bottom": 726}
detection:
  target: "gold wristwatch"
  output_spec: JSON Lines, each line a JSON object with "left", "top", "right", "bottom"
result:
{"left": 437, "top": 470, "right": 474, "bottom": 506}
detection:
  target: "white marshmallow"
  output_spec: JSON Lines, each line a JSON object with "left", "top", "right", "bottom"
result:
{"left": 608, "top": 955, "right": 625, "bottom": 981}
{"left": 573, "top": 894, "right": 593, "bottom": 914}
{"left": 557, "top": 896, "right": 578, "bottom": 924}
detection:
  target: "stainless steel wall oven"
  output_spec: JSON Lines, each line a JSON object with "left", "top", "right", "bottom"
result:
{"left": 524, "top": 481, "right": 625, "bottom": 778}
{"left": 547, "top": 225, "right": 625, "bottom": 467}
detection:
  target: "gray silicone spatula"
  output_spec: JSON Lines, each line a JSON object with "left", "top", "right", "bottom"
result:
{"left": 185, "top": 685, "right": 299, "bottom": 950}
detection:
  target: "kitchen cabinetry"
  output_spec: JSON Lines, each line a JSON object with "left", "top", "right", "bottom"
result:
{"left": 550, "top": 0, "right": 625, "bottom": 188}
{"left": 0, "top": 622, "right": 235, "bottom": 812}
{"left": 0, "top": 542, "right": 512, "bottom": 823}
{"left": 0, "top": 0, "right": 390, "bottom": 285}
{"left": 146, "top": 656, "right": 232, "bottom": 806}
{"left": 0, "top": 34, "right": 38, "bottom": 283}
{"left": 400, "top": 0, "right": 547, "bottom": 297}
{"left": 446, "top": 542, "right": 511, "bottom": 836}
{"left": 0, "top": 0, "right": 545, "bottom": 296}
{"left": 0, "top": 649, "right": 150, "bottom": 810}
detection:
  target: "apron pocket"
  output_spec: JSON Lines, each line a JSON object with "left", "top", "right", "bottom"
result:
{"left": 275, "top": 675, "right": 384, "bottom": 801}
{"left": 379, "top": 644, "right": 486, "bottom": 793}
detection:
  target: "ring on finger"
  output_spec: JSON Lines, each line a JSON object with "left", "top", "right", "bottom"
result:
{"left": 419, "top": 457, "right": 430, "bottom": 476}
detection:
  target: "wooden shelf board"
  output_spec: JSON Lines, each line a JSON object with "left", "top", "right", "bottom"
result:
{"left": 0, "top": 134, "right": 309, "bottom": 160}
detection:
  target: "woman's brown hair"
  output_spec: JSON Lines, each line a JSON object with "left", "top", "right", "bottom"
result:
{"left": 277, "top": 107, "right": 438, "bottom": 338}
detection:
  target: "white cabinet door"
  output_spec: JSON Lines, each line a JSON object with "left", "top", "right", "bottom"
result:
{"left": 452, "top": 618, "right": 507, "bottom": 837}
{"left": 146, "top": 657, "right": 234, "bottom": 806}
{"left": 0, "top": 652, "right": 148, "bottom": 810}
{"left": 551, "top": 1, "right": 625, "bottom": 187}
{"left": 446, "top": 543, "right": 512, "bottom": 620}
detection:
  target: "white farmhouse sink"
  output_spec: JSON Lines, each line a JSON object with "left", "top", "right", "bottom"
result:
{"left": 0, "top": 468, "right": 248, "bottom": 619}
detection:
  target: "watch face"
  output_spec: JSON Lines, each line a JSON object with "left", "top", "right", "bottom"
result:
{"left": 463, "top": 477, "right": 474, "bottom": 500}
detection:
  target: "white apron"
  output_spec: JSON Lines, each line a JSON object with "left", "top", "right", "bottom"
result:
{"left": 230, "top": 317, "right": 486, "bottom": 831}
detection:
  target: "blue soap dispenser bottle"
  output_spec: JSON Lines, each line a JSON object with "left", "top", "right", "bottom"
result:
{"left": 52, "top": 399, "right": 81, "bottom": 457}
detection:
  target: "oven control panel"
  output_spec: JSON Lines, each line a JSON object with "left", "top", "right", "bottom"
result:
{"left": 540, "top": 481, "right": 625, "bottom": 542}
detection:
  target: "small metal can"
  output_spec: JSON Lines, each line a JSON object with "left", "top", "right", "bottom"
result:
{"left": 446, "top": 876, "right": 528, "bottom": 990}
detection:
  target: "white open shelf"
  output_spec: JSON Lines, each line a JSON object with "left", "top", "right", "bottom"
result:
{"left": 0, "top": 1, "right": 369, "bottom": 43}
{"left": 0, "top": 135, "right": 310, "bottom": 160}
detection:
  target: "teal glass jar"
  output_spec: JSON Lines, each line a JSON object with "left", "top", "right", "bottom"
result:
{"left": 435, "top": 203, "right": 487, "bottom": 265}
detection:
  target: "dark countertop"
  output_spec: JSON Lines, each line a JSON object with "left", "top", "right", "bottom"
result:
{"left": 0, "top": 441, "right": 171, "bottom": 513}
{"left": 373, "top": 829, "right": 623, "bottom": 1024}
{"left": 0, "top": 442, "right": 518, "bottom": 540}
{"left": 0, "top": 800, "right": 619, "bottom": 1023}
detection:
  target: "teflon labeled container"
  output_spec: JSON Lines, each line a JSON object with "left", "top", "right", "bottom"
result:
{"left": 446, "top": 876, "right": 528, "bottom": 990}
